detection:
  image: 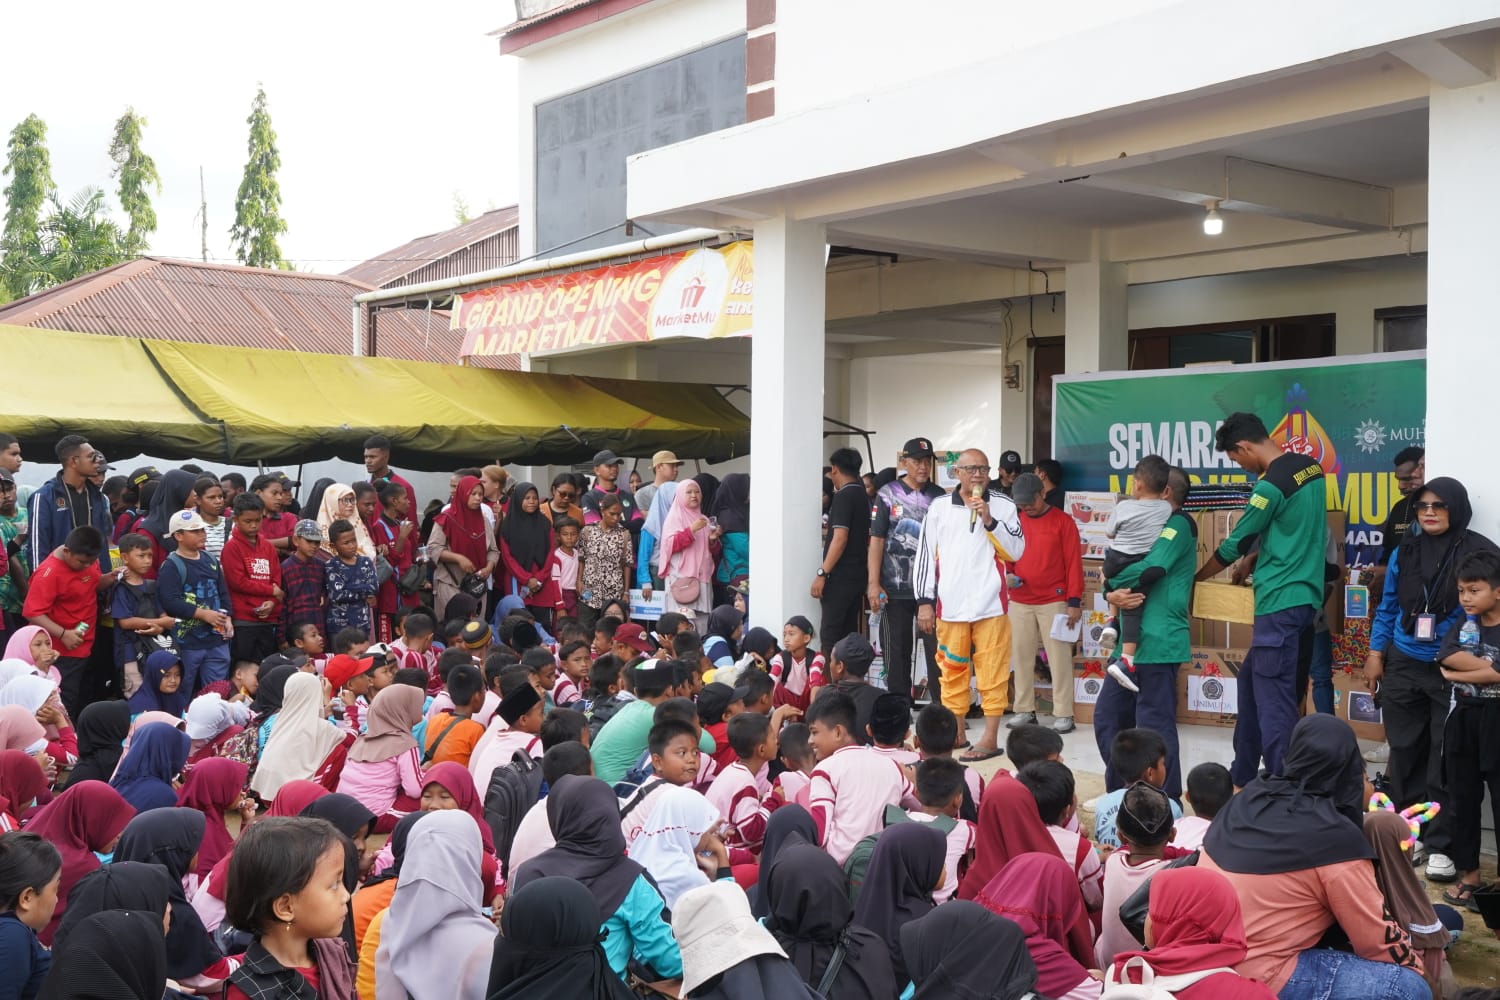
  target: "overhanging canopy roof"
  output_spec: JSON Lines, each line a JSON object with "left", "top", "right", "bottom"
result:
{"left": 0, "top": 325, "right": 748, "bottom": 469}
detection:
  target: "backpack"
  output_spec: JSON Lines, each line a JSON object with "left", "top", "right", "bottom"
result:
{"left": 483, "top": 748, "right": 545, "bottom": 878}
{"left": 121, "top": 579, "right": 176, "bottom": 662}
{"left": 844, "top": 804, "right": 956, "bottom": 905}
{"left": 1101, "top": 957, "right": 1236, "bottom": 1000}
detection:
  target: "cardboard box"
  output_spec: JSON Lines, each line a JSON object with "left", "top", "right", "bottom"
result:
{"left": 1064, "top": 491, "right": 1120, "bottom": 560}
{"left": 1329, "top": 666, "right": 1385, "bottom": 742}
{"left": 1193, "top": 581, "right": 1256, "bottom": 625}
{"left": 1175, "top": 647, "right": 1247, "bottom": 728}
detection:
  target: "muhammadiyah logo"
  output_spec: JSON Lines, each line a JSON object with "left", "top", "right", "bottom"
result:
{"left": 1354, "top": 419, "right": 1387, "bottom": 454}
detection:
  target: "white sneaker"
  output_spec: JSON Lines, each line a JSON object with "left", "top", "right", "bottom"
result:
{"left": 1107, "top": 658, "right": 1140, "bottom": 693}
{"left": 1363, "top": 742, "right": 1389, "bottom": 763}
{"left": 1099, "top": 625, "right": 1118, "bottom": 653}
{"left": 1425, "top": 852, "right": 1457, "bottom": 883}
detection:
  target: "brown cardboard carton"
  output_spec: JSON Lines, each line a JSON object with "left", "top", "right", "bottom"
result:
{"left": 1193, "top": 581, "right": 1256, "bottom": 625}
{"left": 1330, "top": 666, "right": 1385, "bottom": 742}
{"left": 1175, "top": 647, "right": 1247, "bottom": 729}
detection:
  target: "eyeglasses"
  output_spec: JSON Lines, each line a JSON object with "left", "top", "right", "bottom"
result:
{"left": 956, "top": 465, "right": 991, "bottom": 474}
{"left": 556, "top": 491, "right": 577, "bottom": 500}
{"left": 1415, "top": 501, "right": 1448, "bottom": 512}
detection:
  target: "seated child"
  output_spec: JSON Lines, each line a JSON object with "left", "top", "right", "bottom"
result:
{"left": 770, "top": 615, "right": 823, "bottom": 711}
{"left": 611, "top": 623, "right": 655, "bottom": 666}
{"left": 539, "top": 707, "right": 590, "bottom": 753}
{"left": 421, "top": 664, "right": 487, "bottom": 768}
{"left": 697, "top": 682, "right": 741, "bottom": 771}
{"left": 0, "top": 831, "right": 60, "bottom": 996}
{"left": 868, "top": 692, "right": 920, "bottom": 766}
{"left": 592, "top": 615, "right": 623, "bottom": 658}
{"left": 425, "top": 647, "right": 499, "bottom": 726}
{"left": 618, "top": 697, "right": 717, "bottom": 791}
{"left": 1172, "top": 762, "right": 1232, "bottom": 851}
{"left": 389, "top": 612, "right": 438, "bottom": 693}
{"left": 652, "top": 612, "right": 688, "bottom": 658}
{"left": 324, "top": 653, "right": 378, "bottom": 733}
{"left": 1099, "top": 456, "right": 1175, "bottom": 692}
{"left": 585, "top": 654, "right": 627, "bottom": 738}
{"left": 706, "top": 708, "right": 797, "bottom": 854}
{"left": 460, "top": 620, "right": 494, "bottom": 662}
{"left": 520, "top": 647, "right": 558, "bottom": 710}
{"left": 1094, "top": 728, "right": 1182, "bottom": 851}
{"left": 915, "top": 704, "right": 983, "bottom": 821}
{"left": 1018, "top": 760, "right": 1103, "bottom": 911}
{"left": 621, "top": 718, "right": 702, "bottom": 848}
{"left": 1095, "top": 782, "right": 1180, "bottom": 968}
{"left": 771, "top": 722, "right": 815, "bottom": 807}
{"left": 736, "top": 668, "right": 776, "bottom": 716}
{"left": 1006, "top": 722, "right": 1079, "bottom": 832}
{"left": 806, "top": 691, "right": 919, "bottom": 865}
{"left": 906, "top": 757, "right": 976, "bottom": 903}
{"left": 552, "top": 640, "right": 591, "bottom": 708}
{"left": 294, "top": 622, "right": 334, "bottom": 671}
{"left": 468, "top": 667, "right": 546, "bottom": 792}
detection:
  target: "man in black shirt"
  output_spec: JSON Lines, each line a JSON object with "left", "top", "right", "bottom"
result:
{"left": 1034, "top": 458, "right": 1065, "bottom": 510}
{"left": 812, "top": 447, "right": 870, "bottom": 656}
{"left": 1378, "top": 447, "right": 1425, "bottom": 567}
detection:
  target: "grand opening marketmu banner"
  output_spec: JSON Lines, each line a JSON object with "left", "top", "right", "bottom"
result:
{"left": 1053, "top": 351, "right": 1425, "bottom": 568}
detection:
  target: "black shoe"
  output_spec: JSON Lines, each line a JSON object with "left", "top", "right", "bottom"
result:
{"left": 965, "top": 704, "right": 984, "bottom": 720}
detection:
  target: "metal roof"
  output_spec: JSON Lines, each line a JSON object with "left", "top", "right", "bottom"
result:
{"left": 0, "top": 257, "right": 517, "bottom": 370}
{"left": 341, "top": 206, "right": 520, "bottom": 289}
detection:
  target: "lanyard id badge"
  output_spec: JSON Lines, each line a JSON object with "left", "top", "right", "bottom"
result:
{"left": 1414, "top": 613, "right": 1436, "bottom": 640}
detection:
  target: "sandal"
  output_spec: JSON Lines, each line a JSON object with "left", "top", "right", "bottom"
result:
{"left": 1441, "top": 881, "right": 1491, "bottom": 909}
{"left": 960, "top": 746, "right": 1004, "bottom": 763}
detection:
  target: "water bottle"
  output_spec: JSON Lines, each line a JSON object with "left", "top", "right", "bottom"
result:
{"left": 1460, "top": 614, "right": 1480, "bottom": 649}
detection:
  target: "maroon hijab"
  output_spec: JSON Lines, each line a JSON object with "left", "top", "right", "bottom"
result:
{"left": 976, "top": 853, "right": 1097, "bottom": 997}
{"left": 176, "top": 757, "right": 249, "bottom": 883}
{"left": 438, "top": 475, "right": 491, "bottom": 571}
{"left": 26, "top": 780, "right": 136, "bottom": 944}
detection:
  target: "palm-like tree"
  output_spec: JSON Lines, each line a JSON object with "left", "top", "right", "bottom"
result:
{"left": 0, "top": 187, "right": 128, "bottom": 296}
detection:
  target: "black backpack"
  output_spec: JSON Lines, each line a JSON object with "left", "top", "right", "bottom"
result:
{"left": 483, "top": 749, "right": 545, "bottom": 879}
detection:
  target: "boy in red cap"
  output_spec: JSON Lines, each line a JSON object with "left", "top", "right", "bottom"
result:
{"left": 325, "top": 652, "right": 377, "bottom": 733}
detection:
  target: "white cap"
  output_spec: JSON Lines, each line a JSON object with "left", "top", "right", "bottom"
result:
{"left": 170, "top": 509, "right": 210, "bottom": 533}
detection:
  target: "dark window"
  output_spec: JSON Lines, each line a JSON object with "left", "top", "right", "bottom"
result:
{"left": 1377, "top": 305, "right": 1426, "bottom": 352}
{"left": 1129, "top": 315, "right": 1335, "bottom": 371}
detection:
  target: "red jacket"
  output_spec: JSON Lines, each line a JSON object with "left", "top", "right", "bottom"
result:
{"left": 221, "top": 529, "right": 283, "bottom": 623}
{"left": 1008, "top": 506, "right": 1084, "bottom": 607}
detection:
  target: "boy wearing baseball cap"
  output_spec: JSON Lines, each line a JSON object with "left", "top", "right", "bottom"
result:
{"left": 279, "top": 519, "right": 328, "bottom": 644}
{"left": 611, "top": 622, "right": 654, "bottom": 665}
{"left": 156, "top": 508, "right": 233, "bottom": 691}
{"left": 325, "top": 652, "right": 378, "bottom": 733}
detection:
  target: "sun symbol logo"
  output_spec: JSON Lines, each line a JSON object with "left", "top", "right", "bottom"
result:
{"left": 1355, "top": 419, "right": 1387, "bottom": 454}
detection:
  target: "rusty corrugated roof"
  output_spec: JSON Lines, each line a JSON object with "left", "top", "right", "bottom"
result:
{"left": 494, "top": 0, "right": 605, "bottom": 37}
{"left": 0, "top": 257, "right": 518, "bottom": 370}
{"left": 342, "top": 206, "right": 520, "bottom": 288}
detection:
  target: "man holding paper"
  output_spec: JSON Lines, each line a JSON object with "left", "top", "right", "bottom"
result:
{"left": 1005, "top": 473, "right": 1085, "bottom": 733}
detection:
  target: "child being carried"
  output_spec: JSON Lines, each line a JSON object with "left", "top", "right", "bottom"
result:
{"left": 1100, "top": 457, "right": 1174, "bottom": 693}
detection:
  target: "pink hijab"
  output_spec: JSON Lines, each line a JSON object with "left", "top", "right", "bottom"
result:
{"left": 657, "top": 481, "right": 714, "bottom": 581}
{"left": 3, "top": 626, "right": 61, "bottom": 685}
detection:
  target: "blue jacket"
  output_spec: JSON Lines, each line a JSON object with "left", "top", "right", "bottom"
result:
{"left": 1368, "top": 547, "right": 1462, "bottom": 662}
{"left": 0, "top": 911, "right": 49, "bottom": 1000}
{"left": 26, "top": 472, "right": 112, "bottom": 572}
{"left": 602, "top": 873, "right": 684, "bottom": 980}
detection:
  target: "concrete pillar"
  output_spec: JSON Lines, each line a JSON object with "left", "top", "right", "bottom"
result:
{"left": 1064, "top": 262, "right": 1129, "bottom": 373}
{"left": 750, "top": 217, "right": 827, "bottom": 629}
{"left": 1428, "top": 79, "right": 1500, "bottom": 518}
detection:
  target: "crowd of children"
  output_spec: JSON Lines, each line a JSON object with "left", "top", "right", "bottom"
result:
{"left": 0, "top": 451, "right": 1498, "bottom": 1000}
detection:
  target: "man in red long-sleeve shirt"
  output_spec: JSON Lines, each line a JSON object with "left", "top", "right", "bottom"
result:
{"left": 1006, "top": 473, "right": 1084, "bottom": 733}
{"left": 220, "top": 493, "right": 284, "bottom": 665}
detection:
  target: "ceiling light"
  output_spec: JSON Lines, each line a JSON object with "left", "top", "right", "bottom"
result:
{"left": 1203, "top": 201, "right": 1223, "bottom": 237}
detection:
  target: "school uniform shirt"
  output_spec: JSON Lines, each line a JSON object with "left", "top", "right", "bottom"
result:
{"left": 1096, "top": 850, "right": 1172, "bottom": 968}
{"left": 552, "top": 544, "right": 579, "bottom": 595}
{"left": 907, "top": 810, "right": 976, "bottom": 903}
{"left": 22, "top": 554, "right": 101, "bottom": 657}
{"left": 808, "top": 744, "right": 919, "bottom": 865}
{"left": 468, "top": 723, "right": 543, "bottom": 794}
{"left": 774, "top": 769, "right": 810, "bottom": 806}
{"left": 706, "top": 761, "right": 772, "bottom": 853}
{"left": 1093, "top": 787, "right": 1183, "bottom": 851}
{"left": 872, "top": 744, "right": 921, "bottom": 767}
{"left": 552, "top": 673, "right": 583, "bottom": 708}
{"left": 391, "top": 638, "right": 440, "bottom": 693}
{"left": 507, "top": 798, "right": 556, "bottom": 876}
{"left": 872, "top": 478, "right": 947, "bottom": 599}
{"left": 1171, "top": 815, "right": 1212, "bottom": 851}
{"left": 158, "top": 551, "right": 231, "bottom": 651}
{"left": 279, "top": 552, "right": 327, "bottom": 633}
{"left": 914, "top": 489, "right": 1026, "bottom": 622}
{"left": 336, "top": 745, "right": 424, "bottom": 817}
{"left": 221, "top": 530, "right": 283, "bottom": 624}
{"left": 325, "top": 554, "right": 378, "bottom": 634}
{"left": 1049, "top": 824, "right": 1105, "bottom": 910}
{"left": 1216, "top": 451, "right": 1326, "bottom": 615}
{"left": 427, "top": 689, "right": 500, "bottom": 729}
{"left": 370, "top": 514, "right": 418, "bottom": 614}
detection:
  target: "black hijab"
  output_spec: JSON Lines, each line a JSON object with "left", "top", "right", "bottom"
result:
{"left": 300, "top": 793, "right": 375, "bottom": 958}
{"left": 362, "top": 810, "right": 425, "bottom": 888}
{"left": 139, "top": 469, "right": 197, "bottom": 552}
{"left": 512, "top": 775, "right": 648, "bottom": 918}
{"left": 688, "top": 954, "right": 821, "bottom": 1000}
{"left": 706, "top": 606, "right": 743, "bottom": 642}
{"left": 62, "top": 701, "right": 131, "bottom": 788}
{"left": 500, "top": 483, "right": 554, "bottom": 571}
{"left": 693, "top": 473, "right": 720, "bottom": 516}
{"left": 39, "top": 910, "right": 167, "bottom": 1000}
{"left": 750, "top": 804, "right": 817, "bottom": 919}
{"left": 487, "top": 876, "right": 634, "bottom": 1000}
{"left": 51, "top": 862, "right": 174, "bottom": 956}
{"left": 249, "top": 664, "right": 297, "bottom": 718}
{"left": 1395, "top": 477, "right": 1497, "bottom": 629}
{"left": 739, "top": 627, "right": 777, "bottom": 663}
{"left": 901, "top": 901, "right": 1039, "bottom": 1000}
{"left": 710, "top": 474, "right": 749, "bottom": 535}
{"left": 113, "top": 808, "right": 224, "bottom": 979}
{"left": 1204, "top": 714, "right": 1374, "bottom": 875}
{"left": 766, "top": 844, "right": 901, "bottom": 1000}
{"left": 849, "top": 821, "right": 946, "bottom": 984}
{"left": 303, "top": 479, "right": 336, "bottom": 527}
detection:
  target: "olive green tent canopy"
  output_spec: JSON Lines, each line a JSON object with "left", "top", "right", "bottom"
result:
{"left": 0, "top": 325, "right": 749, "bottom": 470}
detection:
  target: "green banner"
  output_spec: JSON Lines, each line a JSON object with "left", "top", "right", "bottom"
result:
{"left": 1053, "top": 353, "right": 1425, "bottom": 567}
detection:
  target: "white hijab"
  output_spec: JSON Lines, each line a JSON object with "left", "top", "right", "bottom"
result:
{"left": 0, "top": 660, "right": 37, "bottom": 690}
{"left": 0, "top": 674, "right": 54, "bottom": 713}
{"left": 249, "top": 672, "right": 343, "bottom": 799}
{"left": 374, "top": 810, "right": 496, "bottom": 1000}
{"left": 629, "top": 784, "right": 720, "bottom": 909}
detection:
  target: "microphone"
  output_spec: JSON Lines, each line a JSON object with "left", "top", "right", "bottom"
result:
{"left": 970, "top": 484, "right": 983, "bottom": 532}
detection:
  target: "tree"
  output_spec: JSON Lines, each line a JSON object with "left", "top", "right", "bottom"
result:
{"left": 108, "top": 107, "right": 162, "bottom": 255}
{"left": 229, "top": 86, "right": 288, "bottom": 269}
{"left": 452, "top": 191, "right": 473, "bottom": 225}
{"left": 0, "top": 114, "right": 56, "bottom": 301}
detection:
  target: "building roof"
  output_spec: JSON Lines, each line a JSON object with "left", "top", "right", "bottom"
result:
{"left": 342, "top": 205, "right": 520, "bottom": 289}
{"left": 0, "top": 257, "right": 516, "bottom": 370}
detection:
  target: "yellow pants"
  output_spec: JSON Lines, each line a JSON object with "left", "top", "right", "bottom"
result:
{"left": 936, "top": 616, "right": 1012, "bottom": 718}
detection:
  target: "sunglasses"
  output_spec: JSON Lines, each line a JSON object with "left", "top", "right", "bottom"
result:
{"left": 556, "top": 490, "right": 577, "bottom": 500}
{"left": 1414, "top": 501, "right": 1448, "bottom": 512}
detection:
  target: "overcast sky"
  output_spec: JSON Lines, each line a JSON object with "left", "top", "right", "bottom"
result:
{"left": 2, "top": 2, "right": 520, "bottom": 273}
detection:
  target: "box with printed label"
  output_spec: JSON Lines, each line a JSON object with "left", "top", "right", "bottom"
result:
{"left": 1327, "top": 666, "right": 1385, "bottom": 742}
{"left": 1175, "top": 647, "right": 1246, "bottom": 728}
{"left": 1064, "top": 491, "right": 1120, "bottom": 560}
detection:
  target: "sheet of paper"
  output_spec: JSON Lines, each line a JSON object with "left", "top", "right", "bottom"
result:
{"left": 1050, "top": 613, "right": 1082, "bottom": 643}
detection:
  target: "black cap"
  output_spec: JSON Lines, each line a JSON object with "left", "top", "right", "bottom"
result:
{"left": 591, "top": 449, "right": 624, "bottom": 467}
{"left": 785, "top": 615, "right": 815, "bottom": 637}
{"left": 261, "top": 650, "right": 308, "bottom": 672}
{"left": 999, "top": 451, "right": 1023, "bottom": 474}
{"left": 832, "top": 634, "right": 875, "bottom": 676}
{"left": 272, "top": 470, "right": 302, "bottom": 488}
{"left": 0, "top": 468, "right": 13, "bottom": 485}
{"left": 127, "top": 466, "right": 161, "bottom": 487}
{"left": 498, "top": 681, "right": 542, "bottom": 725}
{"left": 901, "top": 437, "right": 935, "bottom": 460}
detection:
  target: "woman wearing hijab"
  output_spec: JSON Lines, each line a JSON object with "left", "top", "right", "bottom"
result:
{"left": 176, "top": 756, "right": 250, "bottom": 886}
{"left": 487, "top": 876, "right": 633, "bottom": 1000}
{"left": 637, "top": 480, "right": 678, "bottom": 597}
{"left": 672, "top": 881, "right": 819, "bottom": 1000}
{"left": 499, "top": 483, "right": 561, "bottom": 630}
{"left": 108, "top": 721, "right": 189, "bottom": 814}
{"left": 4, "top": 626, "right": 60, "bottom": 684}
{"left": 60, "top": 701, "right": 129, "bottom": 788}
{"left": 337, "top": 683, "right": 425, "bottom": 832}
{"left": 302, "top": 792, "right": 378, "bottom": 961}
{"left": 0, "top": 748, "right": 45, "bottom": 830}
{"left": 373, "top": 810, "right": 496, "bottom": 1000}
{"left": 1106, "top": 866, "right": 1274, "bottom": 1000}
{"left": 24, "top": 780, "right": 135, "bottom": 944}
{"left": 750, "top": 803, "right": 817, "bottom": 919}
{"left": 50, "top": 862, "right": 174, "bottom": 954}
{"left": 511, "top": 775, "right": 683, "bottom": 983}
{"left": 765, "top": 844, "right": 900, "bottom": 1000}
{"left": 1367, "top": 476, "right": 1493, "bottom": 885}
{"left": 849, "top": 822, "right": 946, "bottom": 985}
{"left": 250, "top": 663, "right": 297, "bottom": 728}
{"left": 37, "top": 909, "right": 168, "bottom": 1000}
{"left": 1201, "top": 715, "right": 1427, "bottom": 1000}
{"left": 318, "top": 483, "right": 376, "bottom": 559}
{"left": 429, "top": 475, "right": 499, "bottom": 622}
{"left": 709, "top": 472, "right": 749, "bottom": 592}
{"left": 303, "top": 478, "right": 336, "bottom": 530}
{"left": 629, "top": 783, "right": 722, "bottom": 909}
{"left": 657, "top": 479, "right": 719, "bottom": 632}
{"left": 113, "top": 710, "right": 183, "bottom": 778}
{"left": 976, "top": 853, "right": 1100, "bottom": 1000}
{"left": 354, "top": 812, "right": 425, "bottom": 953}
{"left": 125, "top": 649, "right": 188, "bottom": 718}
{"left": 112, "top": 808, "right": 236, "bottom": 988}
{"left": 959, "top": 772, "right": 1081, "bottom": 902}
{"left": 0, "top": 674, "right": 75, "bottom": 768}
{"left": 0, "top": 704, "right": 45, "bottom": 753}
{"left": 251, "top": 671, "right": 350, "bottom": 802}
{"left": 693, "top": 473, "right": 720, "bottom": 518}
{"left": 900, "top": 901, "right": 1039, "bottom": 1000}
{"left": 183, "top": 693, "right": 250, "bottom": 771}
{"left": 701, "top": 606, "right": 743, "bottom": 671}
{"left": 1364, "top": 810, "right": 1452, "bottom": 998}
{"left": 139, "top": 468, "right": 198, "bottom": 571}
{"left": 384, "top": 762, "right": 500, "bottom": 898}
